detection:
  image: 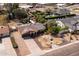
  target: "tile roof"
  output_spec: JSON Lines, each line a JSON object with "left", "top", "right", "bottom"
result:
{"left": 0, "top": 26, "right": 9, "bottom": 36}
{"left": 18, "top": 23, "right": 45, "bottom": 35}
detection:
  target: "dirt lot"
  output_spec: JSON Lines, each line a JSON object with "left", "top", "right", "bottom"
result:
{"left": 0, "top": 15, "right": 8, "bottom": 25}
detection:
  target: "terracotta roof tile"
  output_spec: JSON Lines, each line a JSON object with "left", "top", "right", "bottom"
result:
{"left": 0, "top": 26, "right": 9, "bottom": 36}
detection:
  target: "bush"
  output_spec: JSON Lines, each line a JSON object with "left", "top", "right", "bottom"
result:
{"left": 45, "top": 14, "right": 76, "bottom": 19}
{"left": 32, "top": 11, "right": 46, "bottom": 23}
{"left": 10, "top": 37, "right": 18, "bottom": 48}
{"left": 44, "top": 20, "right": 58, "bottom": 34}
{"left": 52, "top": 26, "right": 61, "bottom": 35}
{"left": 13, "top": 8, "right": 27, "bottom": 19}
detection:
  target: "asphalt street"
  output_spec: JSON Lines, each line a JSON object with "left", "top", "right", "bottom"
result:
{"left": 43, "top": 41, "right": 79, "bottom": 56}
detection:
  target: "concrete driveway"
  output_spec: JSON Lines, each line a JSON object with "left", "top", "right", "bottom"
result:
{"left": 0, "top": 44, "right": 10, "bottom": 56}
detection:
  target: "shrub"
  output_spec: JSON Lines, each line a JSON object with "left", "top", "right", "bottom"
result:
{"left": 52, "top": 26, "right": 61, "bottom": 35}
{"left": 10, "top": 36, "right": 18, "bottom": 48}
{"left": 45, "top": 14, "right": 76, "bottom": 19}
{"left": 13, "top": 8, "right": 27, "bottom": 19}
{"left": 32, "top": 11, "right": 46, "bottom": 23}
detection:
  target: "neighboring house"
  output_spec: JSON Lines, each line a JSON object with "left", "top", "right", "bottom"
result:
{"left": 0, "top": 3, "right": 4, "bottom": 11}
{"left": 57, "top": 3, "right": 65, "bottom": 8}
{"left": 0, "top": 26, "right": 10, "bottom": 38}
{"left": 66, "top": 4, "right": 79, "bottom": 15}
{"left": 19, "top": 3, "right": 33, "bottom": 9}
{"left": 30, "top": 3, "right": 57, "bottom": 12}
{"left": 55, "top": 3, "right": 71, "bottom": 15}
{"left": 56, "top": 8, "right": 70, "bottom": 15}
{"left": 44, "top": 3, "right": 57, "bottom": 11}
{"left": 34, "top": 3, "right": 45, "bottom": 8}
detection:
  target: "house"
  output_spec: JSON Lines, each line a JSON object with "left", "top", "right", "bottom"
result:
{"left": 0, "top": 26, "right": 10, "bottom": 38}
{"left": 17, "top": 23, "right": 46, "bottom": 37}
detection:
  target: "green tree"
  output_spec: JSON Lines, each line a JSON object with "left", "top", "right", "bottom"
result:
{"left": 52, "top": 26, "right": 61, "bottom": 35}
{"left": 32, "top": 11, "right": 46, "bottom": 23}
{"left": 45, "top": 20, "right": 57, "bottom": 34}
{"left": 13, "top": 8, "right": 27, "bottom": 19}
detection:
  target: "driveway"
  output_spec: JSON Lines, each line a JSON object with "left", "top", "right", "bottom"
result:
{"left": 0, "top": 44, "right": 10, "bottom": 56}
{"left": 24, "top": 38, "right": 44, "bottom": 56}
